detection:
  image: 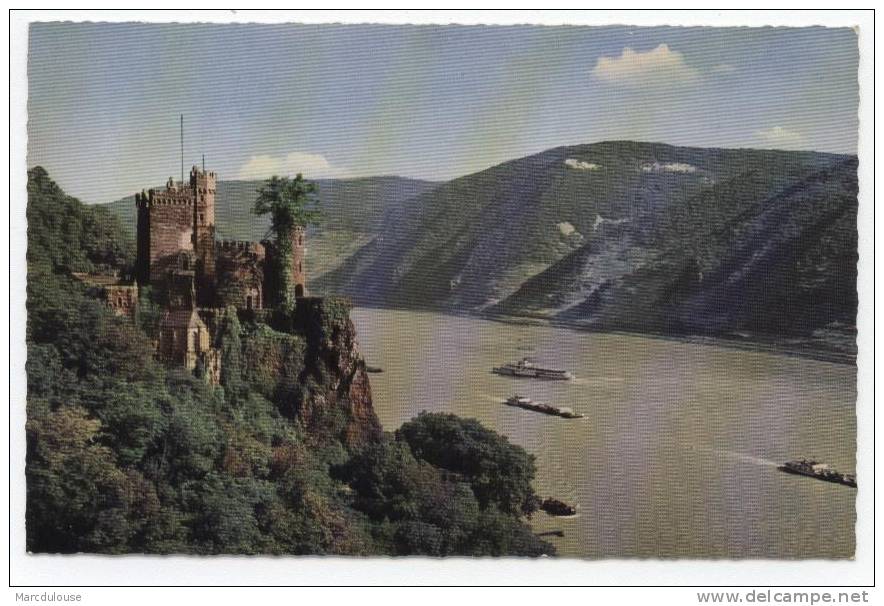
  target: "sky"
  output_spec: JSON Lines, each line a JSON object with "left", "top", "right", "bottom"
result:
{"left": 27, "top": 22, "right": 859, "bottom": 204}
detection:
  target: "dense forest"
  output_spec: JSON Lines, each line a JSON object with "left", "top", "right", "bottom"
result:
{"left": 25, "top": 166, "right": 553, "bottom": 556}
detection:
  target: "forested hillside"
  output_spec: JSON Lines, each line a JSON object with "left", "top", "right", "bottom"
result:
{"left": 26, "top": 167, "right": 552, "bottom": 556}
{"left": 314, "top": 142, "right": 858, "bottom": 359}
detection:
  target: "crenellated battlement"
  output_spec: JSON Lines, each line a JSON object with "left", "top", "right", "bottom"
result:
{"left": 190, "top": 165, "right": 217, "bottom": 182}
{"left": 148, "top": 193, "right": 194, "bottom": 207}
{"left": 135, "top": 179, "right": 195, "bottom": 208}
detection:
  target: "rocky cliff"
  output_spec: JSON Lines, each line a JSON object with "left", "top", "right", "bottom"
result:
{"left": 235, "top": 297, "right": 381, "bottom": 448}
{"left": 292, "top": 297, "right": 382, "bottom": 446}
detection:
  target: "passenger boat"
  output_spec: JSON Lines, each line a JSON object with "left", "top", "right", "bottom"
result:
{"left": 493, "top": 358, "right": 574, "bottom": 380}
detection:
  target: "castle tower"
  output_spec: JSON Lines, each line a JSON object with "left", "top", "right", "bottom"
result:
{"left": 135, "top": 177, "right": 195, "bottom": 288}
{"left": 190, "top": 166, "right": 216, "bottom": 306}
{"left": 291, "top": 225, "right": 306, "bottom": 298}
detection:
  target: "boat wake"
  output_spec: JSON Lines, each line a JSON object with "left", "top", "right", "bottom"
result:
{"left": 721, "top": 451, "right": 779, "bottom": 468}
{"left": 690, "top": 444, "right": 778, "bottom": 468}
{"left": 479, "top": 393, "right": 505, "bottom": 404}
{"left": 572, "top": 377, "right": 624, "bottom": 386}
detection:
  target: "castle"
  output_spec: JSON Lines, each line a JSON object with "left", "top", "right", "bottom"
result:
{"left": 125, "top": 165, "right": 307, "bottom": 382}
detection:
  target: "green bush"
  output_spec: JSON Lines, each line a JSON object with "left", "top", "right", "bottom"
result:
{"left": 397, "top": 412, "right": 541, "bottom": 515}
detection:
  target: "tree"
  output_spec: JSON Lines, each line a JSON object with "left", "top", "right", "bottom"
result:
{"left": 215, "top": 306, "right": 244, "bottom": 397}
{"left": 337, "top": 435, "right": 553, "bottom": 556}
{"left": 253, "top": 174, "right": 320, "bottom": 307}
{"left": 396, "top": 412, "right": 541, "bottom": 515}
{"left": 26, "top": 403, "right": 133, "bottom": 552}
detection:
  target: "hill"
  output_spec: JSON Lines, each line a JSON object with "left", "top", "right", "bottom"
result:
{"left": 313, "top": 142, "right": 857, "bottom": 358}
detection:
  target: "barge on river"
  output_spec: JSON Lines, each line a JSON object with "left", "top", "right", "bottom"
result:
{"left": 778, "top": 459, "right": 856, "bottom": 488}
{"left": 504, "top": 395, "right": 583, "bottom": 419}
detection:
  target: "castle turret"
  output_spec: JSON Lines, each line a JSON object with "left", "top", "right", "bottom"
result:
{"left": 190, "top": 166, "right": 216, "bottom": 306}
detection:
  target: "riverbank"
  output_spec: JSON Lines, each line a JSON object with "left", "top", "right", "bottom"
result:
{"left": 486, "top": 314, "right": 856, "bottom": 366}
{"left": 338, "top": 301, "right": 856, "bottom": 366}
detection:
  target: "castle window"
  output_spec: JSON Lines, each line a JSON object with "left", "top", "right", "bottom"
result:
{"left": 117, "top": 296, "right": 123, "bottom": 307}
{"left": 299, "top": 235, "right": 303, "bottom": 246}
{"left": 246, "top": 295, "right": 253, "bottom": 310}
{"left": 199, "top": 213, "right": 205, "bottom": 223}
{"left": 298, "top": 261, "right": 302, "bottom": 274}
{"left": 182, "top": 256, "right": 189, "bottom": 270}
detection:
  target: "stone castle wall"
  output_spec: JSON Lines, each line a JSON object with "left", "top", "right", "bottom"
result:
{"left": 215, "top": 240, "right": 266, "bottom": 310}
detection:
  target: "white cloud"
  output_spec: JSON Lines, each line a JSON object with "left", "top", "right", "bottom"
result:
{"left": 642, "top": 162, "right": 697, "bottom": 174}
{"left": 755, "top": 126, "right": 807, "bottom": 150}
{"left": 237, "top": 151, "right": 351, "bottom": 180}
{"left": 564, "top": 158, "right": 601, "bottom": 170}
{"left": 592, "top": 43, "right": 700, "bottom": 88}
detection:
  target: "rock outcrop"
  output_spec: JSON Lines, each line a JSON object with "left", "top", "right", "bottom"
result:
{"left": 230, "top": 297, "right": 381, "bottom": 448}
{"left": 291, "top": 296, "right": 382, "bottom": 447}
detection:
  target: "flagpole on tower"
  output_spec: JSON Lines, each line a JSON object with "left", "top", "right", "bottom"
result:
{"left": 180, "top": 114, "right": 184, "bottom": 183}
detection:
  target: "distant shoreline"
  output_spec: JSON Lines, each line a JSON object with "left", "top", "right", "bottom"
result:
{"left": 486, "top": 314, "right": 857, "bottom": 366}
{"left": 346, "top": 302, "right": 857, "bottom": 366}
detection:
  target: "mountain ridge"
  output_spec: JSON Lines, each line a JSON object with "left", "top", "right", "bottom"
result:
{"left": 314, "top": 141, "right": 858, "bottom": 358}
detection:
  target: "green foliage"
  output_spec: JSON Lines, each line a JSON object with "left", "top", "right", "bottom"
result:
{"left": 26, "top": 402, "right": 134, "bottom": 553}
{"left": 215, "top": 307, "right": 244, "bottom": 397}
{"left": 240, "top": 322, "right": 307, "bottom": 409}
{"left": 397, "top": 412, "right": 540, "bottom": 515}
{"left": 317, "top": 296, "right": 353, "bottom": 330}
{"left": 27, "top": 166, "right": 134, "bottom": 276}
{"left": 184, "top": 473, "right": 277, "bottom": 553}
{"left": 254, "top": 174, "right": 321, "bottom": 306}
{"left": 337, "top": 436, "right": 552, "bottom": 556}
{"left": 135, "top": 285, "right": 164, "bottom": 339}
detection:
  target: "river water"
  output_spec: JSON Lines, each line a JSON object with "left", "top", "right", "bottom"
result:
{"left": 351, "top": 307, "right": 856, "bottom": 558}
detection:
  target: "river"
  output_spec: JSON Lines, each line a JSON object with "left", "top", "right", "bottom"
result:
{"left": 351, "top": 307, "right": 856, "bottom": 558}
